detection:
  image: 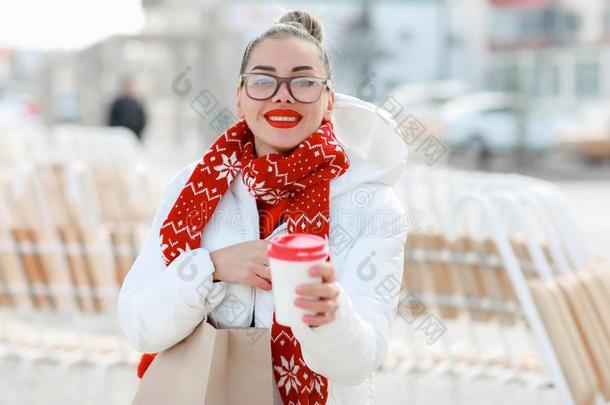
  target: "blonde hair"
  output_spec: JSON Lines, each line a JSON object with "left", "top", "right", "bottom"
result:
{"left": 239, "top": 10, "right": 333, "bottom": 80}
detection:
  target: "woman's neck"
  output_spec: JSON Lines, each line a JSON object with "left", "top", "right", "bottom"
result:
{"left": 254, "top": 139, "right": 292, "bottom": 157}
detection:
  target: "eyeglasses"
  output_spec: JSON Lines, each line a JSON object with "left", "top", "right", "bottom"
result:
{"left": 240, "top": 73, "right": 332, "bottom": 103}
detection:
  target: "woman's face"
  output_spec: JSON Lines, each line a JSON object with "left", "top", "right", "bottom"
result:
{"left": 236, "top": 37, "right": 334, "bottom": 156}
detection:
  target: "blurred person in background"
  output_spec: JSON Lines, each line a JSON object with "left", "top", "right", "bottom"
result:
{"left": 118, "top": 9, "right": 408, "bottom": 405}
{"left": 108, "top": 77, "right": 147, "bottom": 141}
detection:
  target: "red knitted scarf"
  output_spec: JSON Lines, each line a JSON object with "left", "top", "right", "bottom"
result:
{"left": 137, "top": 119, "right": 349, "bottom": 404}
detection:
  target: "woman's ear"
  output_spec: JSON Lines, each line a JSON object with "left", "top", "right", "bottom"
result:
{"left": 323, "top": 91, "right": 335, "bottom": 122}
{"left": 236, "top": 86, "right": 245, "bottom": 119}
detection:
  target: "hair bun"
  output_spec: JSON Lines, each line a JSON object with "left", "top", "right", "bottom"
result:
{"left": 277, "top": 10, "right": 323, "bottom": 43}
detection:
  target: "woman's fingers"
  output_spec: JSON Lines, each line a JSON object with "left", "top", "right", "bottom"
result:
{"left": 257, "top": 264, "right": 272, "bottom": 284}
{"left": 302, "top": 310, "right": 338, "bottom": 326}
{"left": 294, "top": 297, "right": 338, "bottom": 314}
{"left": 295, "top": 282, "right": 338, "bottom": 299}
{"left": 308, "top": 263, "right": 336, "bottom": 283}
{"left": 294, "top": 276, "right": 340, "bottom": 326}
{"left": 252, "top": 275, "right": 272, "bottom": 291}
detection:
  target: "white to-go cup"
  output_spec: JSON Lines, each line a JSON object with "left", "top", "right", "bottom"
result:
{"left": 267, "top": 233, "right": 329, "bottom": 328}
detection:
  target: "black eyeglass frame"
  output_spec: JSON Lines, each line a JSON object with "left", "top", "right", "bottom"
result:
{"left": 239, "top": 73, "right": 332, "bottom": 103}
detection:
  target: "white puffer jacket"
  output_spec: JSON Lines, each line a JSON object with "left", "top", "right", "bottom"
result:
{"left": 117, "top": 93, "right": 409, "bottom": 404}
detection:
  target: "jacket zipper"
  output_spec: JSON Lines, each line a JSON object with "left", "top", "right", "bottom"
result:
{"left": 250, "top": 221, "right": 288, "bottom": 327}
{"left": 250, "top": 287, "right": 256, "bottom": 327}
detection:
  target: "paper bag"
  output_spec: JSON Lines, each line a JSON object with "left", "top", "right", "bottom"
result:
{"left": 132, "top": 320, "right": 274, "bottom": 405}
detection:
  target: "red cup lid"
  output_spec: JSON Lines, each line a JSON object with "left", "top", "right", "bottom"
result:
{"left": 266, "top": 233, "right": 328, "bottom": 262}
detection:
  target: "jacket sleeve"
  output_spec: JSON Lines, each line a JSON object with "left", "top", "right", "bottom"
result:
{"left": 291, "top": 184, "right": 408, "bottom": 385}
{"left": 117, "top": 162, "right": 227, "bottom": 353}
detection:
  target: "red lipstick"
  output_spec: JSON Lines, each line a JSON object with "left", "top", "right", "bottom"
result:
{"left": 263, "top": 109, "right": 303, "bottom": 129}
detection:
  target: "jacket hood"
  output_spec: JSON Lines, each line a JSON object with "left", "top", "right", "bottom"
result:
{"left": 330, "top": 93, "right": 408, "bottom": 198}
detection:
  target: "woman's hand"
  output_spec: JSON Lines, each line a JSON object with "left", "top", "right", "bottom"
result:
{"left": 295, "top": 263, "right": 340, "bottom": 327}
{"left": 210, "top": 240, "right": 272, "bottom": 291}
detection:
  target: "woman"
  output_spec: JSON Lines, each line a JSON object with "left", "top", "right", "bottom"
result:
{"left": 118, "top": 10, "right": 408, "bottom": 405}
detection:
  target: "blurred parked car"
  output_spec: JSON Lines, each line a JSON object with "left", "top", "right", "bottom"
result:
{"left": 439, "top": 92, "right": 574, "bottom": 154}
{"left": 558, "top": 102, "right": 610, "bottom": 162}
{"left": 388, "top": 80, "right": 471, "bottom": 137}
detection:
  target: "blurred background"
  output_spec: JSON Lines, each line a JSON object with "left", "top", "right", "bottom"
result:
{"left": 1, "top": 0, "right": 610, "bottom": 404}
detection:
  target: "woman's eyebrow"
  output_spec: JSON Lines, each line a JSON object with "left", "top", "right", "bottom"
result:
{"left": 291, "top": 65, "right": 315, "bottom": 72}
{"left": 250, "top": 65, "right": 315, "bottom": 72}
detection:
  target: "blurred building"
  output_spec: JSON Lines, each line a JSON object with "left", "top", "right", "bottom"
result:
{"left": 73, "top": 0, "right": 244, "bottom": 149}
{"left": 1, "top": 0, "right": 244, "bottom": 155}
{"left": 5, "top": 0, "right": 610, "bottom": 150}
{"left": 486, "top": 0, "right": 610, "bottom": 105}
